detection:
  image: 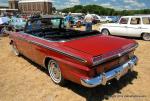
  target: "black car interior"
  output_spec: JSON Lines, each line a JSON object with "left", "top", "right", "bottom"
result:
{"left": 25, "top": 18, "right": 100, "bottom": 41}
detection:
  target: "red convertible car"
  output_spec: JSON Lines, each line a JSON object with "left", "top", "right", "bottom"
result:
{"left": 9, "top": 16, "right": 138, "bottom": 87}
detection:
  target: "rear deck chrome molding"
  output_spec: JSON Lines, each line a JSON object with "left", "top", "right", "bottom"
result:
{"left": 81, "top": 56, "right": 138, "bottom": 88}
{"left": 93, "top": 43, "right": 138, "bottom": 66}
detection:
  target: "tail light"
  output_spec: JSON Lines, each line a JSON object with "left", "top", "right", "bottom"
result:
{"left": 128, "top": 51, "right": 135, "bottom": 59}
{"left": 88, "top": 69, "right": 96, "bottom": 77}
{"left": 93, "top": 55, "right": 103, "bottom": 66}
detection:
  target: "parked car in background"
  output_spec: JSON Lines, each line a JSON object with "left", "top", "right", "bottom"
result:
{"left": 73, "top": 15, "right": 84, "bottom": 27}
{"left": 9, "top": 16, "right": 138, "bottom": 87}
{"left": 8, "top": 17, "right": 27, "bottom": 31}
{"left": 64, "top": 15, "right": 84, "bottom": 28}
{"left": 91, "top": 14, "right": 101, "bottom": 24}
{"left": 0, "top": 17, "right": 10, "bottom": 36}
{"left": 100, "top": 16, "right": 112, "bottom": 22}
{"left": 100, "top": 15, "right": 150, "bottom": 41}
{"left": 108, "top": 16, "right": 121, "bottom": 23}
{"left": 91, "top": 14, "right": 113, "bottom": 23}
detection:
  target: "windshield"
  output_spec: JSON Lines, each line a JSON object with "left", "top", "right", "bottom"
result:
{"left": 142, "top": 17, "right": 150, "bottom": 24}
{"left": 26, "top": 18, "right": 64, "bottom": 32}
{"left": 25, "top": 18, "right": 99, "bottom": 41}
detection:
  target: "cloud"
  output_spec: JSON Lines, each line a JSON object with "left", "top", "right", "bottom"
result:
{"left": 54, "top": 0, "right": 80, "bottom": 9}
{"left": 0, "top": 0, "right": 8, "bottom": 6}
{"left": 100, "top": 0, "right": 147, "bottom": 10}
{"left": 111, "top": 0, "right": 116, "bottom": 2}
{"left": 0, "top": 3, "right": 8, "bottom": 6}
{"left": 99, "top": 2, "right": 122, "bottom": 10}
{"left": 123, "top": 0, "right": 146, "bottom": 9}
{"left": 100, "top": 2, "right": 113, "bottom": 8}
{"left": 0, "top": 0, "right": 149, "bottom": 10}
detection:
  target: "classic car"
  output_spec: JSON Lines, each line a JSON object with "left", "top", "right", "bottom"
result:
{"left": 91, "top": 14, "right": 112, "bottom": 23}
{"left": 64, "top": 15, "right": 84, "bottom": 28}
{"left": 8, "top": 17, "right": 27, "bottom": 31}
{"left": 100, "top": 16, "right": 113, "bottom": 22}
{"left": 91, "top": 14, "right": 101, "bottom": 24}
{"left": 108, "top": 16, "right": 121, "bottom": 23}
{"left": 99, "top": 15, "right": 150, "bottom": 41}
{"left": 72, "top": 15, "right": 85, "bottom": 27}
{"left": 0, "top": 17, "right": 10, "bottom": 36}
{"left": 9, "top": 16, "right": 138, "bottom": 87}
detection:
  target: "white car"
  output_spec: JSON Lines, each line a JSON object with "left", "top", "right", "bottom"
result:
{"left": 100, "top": 16, "right": 112, "bottom": 22}
{"left": 99, "top": 15, "right": 150, "bottom": 41}
{"left": 91, "top": 14, "right": 112, "bottom": 23}
{"left": 91, "top": 14, "right": 101, "bottom": 23}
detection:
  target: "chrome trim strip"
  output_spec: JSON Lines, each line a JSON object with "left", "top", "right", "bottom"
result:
{"left": 93, "top": 43, "right": 138, "bottom": 66}
{"left": 30, "top": 40, "right": 87, "bottom": 63}
{"left": 81, "top": 56, "right": 138, "bottom": 88}
{"left": 106, "top": 26, "right": 148, "bottom": 29}
{"left": 12, "top": 34, "right": 87, "bottom": 63}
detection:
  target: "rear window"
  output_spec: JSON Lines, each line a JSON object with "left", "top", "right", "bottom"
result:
{"left": 142, "top": 17, "right": 150, "bottom": 24}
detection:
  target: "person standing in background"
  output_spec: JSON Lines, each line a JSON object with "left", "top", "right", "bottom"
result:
{"left": 84, "top": 13, "right": 93, "bottom": 32}
{"left": 65, "top": 12, "right": 73, "bottom": 29}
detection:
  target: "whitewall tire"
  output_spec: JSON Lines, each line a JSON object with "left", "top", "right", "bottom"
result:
{"left": 48, "top": 60, "right": 65, "bottom": 85}
{"left": 101, "top": 29, "right": 110, "bottom": 35}
{"left": 142, "top": 33, "right": 150, "bottom": 41}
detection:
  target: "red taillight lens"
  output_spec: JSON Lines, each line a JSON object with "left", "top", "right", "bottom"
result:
{"left": 88, "top": 69, "right": 96, "bottom": 77}
{"left": 96, "top": 65, "right": 104, "bottom": 74}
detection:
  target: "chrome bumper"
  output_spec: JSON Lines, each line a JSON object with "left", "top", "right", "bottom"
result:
{"left": 81, "top": 56, "right": 138, "bottom": 88}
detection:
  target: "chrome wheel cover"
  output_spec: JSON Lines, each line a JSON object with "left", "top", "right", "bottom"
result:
{"left": 48, "top": 60, "right": 62, "bottom": 83}
{"left": 102, "top": 29, "right": 109, "bottom": 35}
{"left": 143, "top": 33, "right": 150, "bottom": 41}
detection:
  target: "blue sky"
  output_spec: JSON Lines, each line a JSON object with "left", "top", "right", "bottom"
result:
{"left": 0, "top": 0, "right": 150, "bottom": 10}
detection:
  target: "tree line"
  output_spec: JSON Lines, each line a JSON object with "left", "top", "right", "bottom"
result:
{"left": 61, "top": 5, "right": 150, "bottom": 16}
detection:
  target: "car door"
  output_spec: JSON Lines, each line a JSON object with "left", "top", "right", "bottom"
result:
{"left": 30, "top": 18, "right": 63, "bottom": 66}
{"left": 126, "top": 17, "right": 142, "bottom": 37}
{"left": 111, "top": 17, "right": 129, "bottom": 36}
{"left": 13, "top": 31, "right": 34, "bottom": 59}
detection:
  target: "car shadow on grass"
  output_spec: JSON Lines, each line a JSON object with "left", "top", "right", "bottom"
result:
{"left": 21, "top": 55, "right": 49, "bottom": 75}
{"left": 21, "top": 55, "right": 138, "bottom": 101}
{"left": 65, "top": 71, "right": 138, "bottom": 101}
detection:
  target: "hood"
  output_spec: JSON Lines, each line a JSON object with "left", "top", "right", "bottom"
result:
{"left": 61, "top": 35, "right": 136, "bottom": 56}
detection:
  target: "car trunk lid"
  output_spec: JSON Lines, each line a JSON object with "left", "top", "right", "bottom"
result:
{"left": 62, "top": 35, "right": 135, "bottom": 57}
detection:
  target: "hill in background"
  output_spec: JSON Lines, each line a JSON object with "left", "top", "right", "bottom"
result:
{"left": 61, "top": 5, "right": 150, "bottom": 16}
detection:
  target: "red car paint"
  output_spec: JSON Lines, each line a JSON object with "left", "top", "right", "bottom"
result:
{"left": 8, "top": 17, "right": 138, "bottom": 86}
{"left": 9, "top": 31, "right": 138, "bottom": 85}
